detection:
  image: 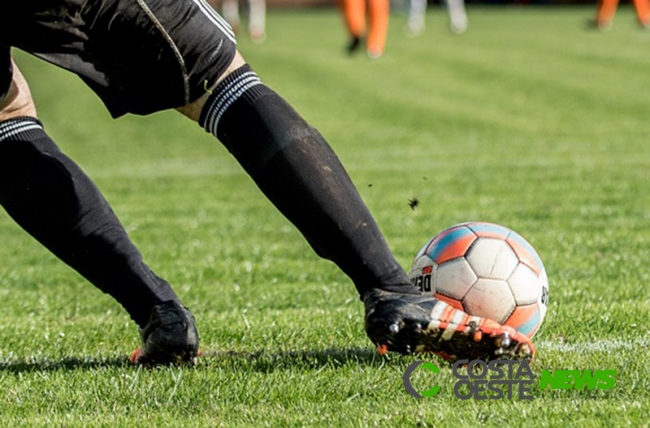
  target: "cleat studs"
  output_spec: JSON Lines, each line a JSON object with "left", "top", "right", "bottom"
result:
{"left": 389, "top": 323, "right": 400, "bottom": 334}
{"left": 518, "top": 343, "right": 531, "bottom": 356}
{"left": 495, "top": 333, "right": 511, "bottom": 348}
{"left": 377, "top": 344, "right": 389, "bottom": 355}
{"left": 495, "top": 348, "right": 504, "bottom": 355}
{"left": 473, "top": 330, "right": 483, "bottom": 342}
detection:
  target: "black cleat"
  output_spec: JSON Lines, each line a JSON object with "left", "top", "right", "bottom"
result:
{"left": 346, "top": 36, "right": 362, "bottom": 55}
{"left": 363, "top": 289, "right": 534, "bottom": 362}
{"left": 130, "top": 301, "right": 199, "bottom": 366}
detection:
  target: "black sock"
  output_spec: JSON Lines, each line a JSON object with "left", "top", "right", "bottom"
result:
{"left": 0, "top": 117, "right": 180, "bottom": 327}
{"left": 200, "top": 65, "right": 419, "bottom": 298}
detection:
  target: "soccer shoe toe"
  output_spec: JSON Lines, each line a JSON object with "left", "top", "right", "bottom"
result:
{"left": 364, "top": 289, "right": 434, "bottom": 353}
{"left": 346, "top": 36, "right": 363, "bottom": 55}
{"left": 363, "top": 289, "right": 535, "bottom": 362}
{"left": 130, "top": 301, "right": 200, "bottom": 366}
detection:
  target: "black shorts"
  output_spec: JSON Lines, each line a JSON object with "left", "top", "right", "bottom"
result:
{"left": 0, "top": 45, "right": 11, "bottom": 99}
{"left": 0, "top": 0, "right": 237, "bottom": 117}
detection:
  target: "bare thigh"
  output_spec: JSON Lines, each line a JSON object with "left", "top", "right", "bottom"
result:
{"left": 175, "top": 50, "right": 247, "bottom": 122}
{"left": 0, "top": 62, "right": 37, "bottom": 122}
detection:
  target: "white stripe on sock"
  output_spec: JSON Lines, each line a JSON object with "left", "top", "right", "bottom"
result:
{"left": 0, "top": 122, "right": 42, "bottom": 142}
{"left": 211, "top": 80, "right": 262, "bottom": 132}
{"left": 206, "top": 73, "right": 259, "bottom": 133}
{"left": 205, "top": 73, "right": 262, "bottom": 135}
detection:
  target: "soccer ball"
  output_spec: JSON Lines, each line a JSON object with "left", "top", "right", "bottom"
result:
{"left": 409, "top": 222, "right": 548, "bottom": 338}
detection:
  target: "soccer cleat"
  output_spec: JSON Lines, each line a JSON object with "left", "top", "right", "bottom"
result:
{"left": 446, "top": 0, "right": 468, "bottom": 34}
{"left": 586, "top": 19, "right": 612, "bottom": 32}
{"left": 366, "top": 48, "right": 383, "bottom": 60}
{"left": 364, "top": 289, "right": 534, "bottom": 362}
{"left": 406, "top": 0, "right": 427, "bottom": 37}
{"left": 129, "top": 301, "right": 199, "bottom": 366}
{"left": 249, "top": 29, "right": 266, "bottom": 44}
{"left": 346, "top": 36, "right": 363, "bottom": 55}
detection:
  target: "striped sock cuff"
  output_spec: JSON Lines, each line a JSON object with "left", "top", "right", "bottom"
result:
{"left": 0, "top": 117, "right": 44, "bottom": 143}
{"left": 199, "top": 64, "right": 267, "bottom": 136}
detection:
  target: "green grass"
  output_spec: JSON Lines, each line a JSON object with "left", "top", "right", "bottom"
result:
{"left": 1, "top": 5, "right": 649, "bottom": 426}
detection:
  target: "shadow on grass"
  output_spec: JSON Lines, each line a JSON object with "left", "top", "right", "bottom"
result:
{"left": 0, "top": 356, "right": 130, "bottom": 373}
{"left": 0, "top": 347, "right": 411, "bottom": 373}
{"left": 200, "top": 346, "right": 407, "bottom": 372}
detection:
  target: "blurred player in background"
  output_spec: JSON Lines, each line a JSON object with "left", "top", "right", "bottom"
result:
{"left": 592, "top": 0, "right": 650, "bottom": 30}
{"left": 407, "top": 0, "right": 468, "bottom": 36}
{"left": 1, "top": 0, "right": 534, "bottom": 365}
{"left": 208, "top": 0, "right": 266, "bottom": 42}
{"left": 341, "top": 0, "right": 389, "bottom": 58}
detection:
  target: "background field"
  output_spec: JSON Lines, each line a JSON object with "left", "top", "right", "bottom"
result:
{"left": 1, "top": 6, "right": 649, "bottom": 427}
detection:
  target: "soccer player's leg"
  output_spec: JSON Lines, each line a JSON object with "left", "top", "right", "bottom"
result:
{"left": 0, "top": 59, "right": 198, "bottom": 365}
{"left": 367, "top": 0, "right": 389, "bottom": 58}
{"left": 341, "top": 0, "right": 367, "bottom": 54}
{"left": 445, "top": 0, "right": 468, "bottom": 35}
{"left": 407, "top": 0, "right": 427, "bottom": 36}
{"left": 594, "top": 0, "right": 619, "bottom": 30}
{"left": 248, "top": 0, "right": 267, "bottom": 43}
{"left": 179, "top": 53, "right": 535, "bottom": 362}
{"left": 220, "top": 0, "right": 242, "bottom": 34}
{"left": 633, "top": 0, "right": 650, "bottom": 28}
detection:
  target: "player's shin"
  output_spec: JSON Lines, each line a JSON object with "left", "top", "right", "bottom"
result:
{"left": 0, "top": 117, "right": 180, "bottom": 327}
{"left": 200, "top": 65, "right": 419, "bottom": 299}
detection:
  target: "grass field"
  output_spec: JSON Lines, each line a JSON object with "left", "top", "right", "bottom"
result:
{"left": 1, "top": 5, "right": 649, "bottom": 426}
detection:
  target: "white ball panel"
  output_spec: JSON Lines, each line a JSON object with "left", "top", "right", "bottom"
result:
{"left": 462, "top": 278, "right": 515, "bottom": 323}
{"left": 538, "top": 301, "right": 547, "bottom": 325}
{"left": 508, "top": 263, "right": 540, "bottom": 305}
{"left": 539, "top": 269, "right": 549, "bottom": 315}
{"left": 540, "top": 269, "right": 548, "bottom": 290}
{"left": 409, "top": 255, "right": 434, "bottom": 278}
{"left": 434, "top": 258, "right": 477, "bottom": 299}
{"left": 466, "top": 238, "right": 518, "bottom": 280}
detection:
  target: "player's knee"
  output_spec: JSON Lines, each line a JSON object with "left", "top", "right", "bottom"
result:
{"left": 176, "top": 51, "right": 246, "bottom": 122}
{"left": 199, "top": 63, "right": 319, "bottom": 173}
{"left": 0, "top": 78, "right": 37, "bottom": 121}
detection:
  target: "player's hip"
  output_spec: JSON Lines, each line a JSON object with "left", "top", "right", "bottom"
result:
{"left": 2, "top": 0, "right": 238, "bottom": 117}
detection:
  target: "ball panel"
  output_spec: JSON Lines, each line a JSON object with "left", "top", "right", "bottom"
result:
{"left": 426, "top": 225, "right": 476, "bottom": 264}
{"left": 506, "top": 231, "right": 544, "bottom": 276}
{"left": 466, "top": 238, "right": 518, "bottom": 279}
{"left": 538, "top": 270, "right": 549, "bottom": 319}
{"left": 461, "top": 278, "right": 515, "bottom": 323}
{"left": 505, "top": 303, "right": 542, "bottom": 338}
{"left": 539, "top": 269, "right": 549, "bottom": 304}
{"left": 408, "top": 256, "right": 437, "bottom": 294}
{"left": 433, "top": 292, "right": 464, "bottom": 311}
{"left": 507, "top": 263, "right": 541, "bottom": 305}
{"left": 466, "top": 222, "right": 511, "bottom": 240}
{"left": 409, "top": 255, "right": 434, "bottom": 277}
{"left": 435, "top": 258, "right": 477, "bottom": 299}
